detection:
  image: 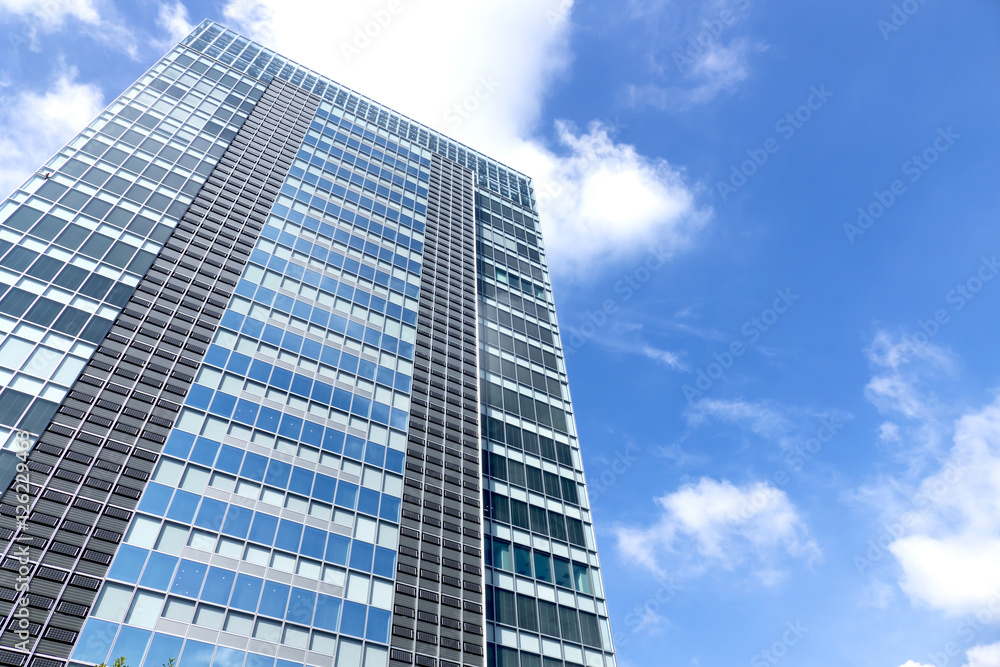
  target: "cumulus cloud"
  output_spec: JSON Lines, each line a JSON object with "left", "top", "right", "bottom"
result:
{"left": 0, "top": 66, "right": 104, "bottom": 199}
{"left": 614, "top": 477, "right": 819, "bottom": 581}
{"left": 964, "top": 642, "right": 1000, "bottom": 667}
{"left": 887, "top": 397, "right": 1000, "bottom": 616}
{"left": 220, "top": 0, "right": 705, "bottom": 276}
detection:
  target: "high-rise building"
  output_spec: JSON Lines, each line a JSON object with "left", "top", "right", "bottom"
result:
{"left": 0, "top": 20, "right": 617, "bottom": 667}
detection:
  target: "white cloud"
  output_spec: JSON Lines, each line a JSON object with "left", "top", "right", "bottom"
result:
{"left": 0, "top": 0, "right": 136, "bottom": 55}
{"left": 885, "top": 396, "right": 1000, "bottom": 616}
{"left": 686, "top": 398, "right": 793, "bottom": 441}
{"left": 964, "top": 642, "right": 1000, "bottom": 667}
{"left": 0, "top": 66, "right": 104, "bottom": 199}
{"left": 859, "top": 580, "right": 896, "bottom": 609}
{"left": 220, "top": 0, "right": 705, "bottom": 276}
{"left": 895, "top": 662, "right": 934, "bottom": 667}
{"left": 615, "top": 477, "right": 819, "bottom": 580}
{"left": 155, "top": 0, "right": 194, "bottom": 47}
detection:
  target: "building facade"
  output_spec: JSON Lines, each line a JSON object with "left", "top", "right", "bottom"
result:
{"left": 0, "top": 20, "right": 617, "bottom": 667}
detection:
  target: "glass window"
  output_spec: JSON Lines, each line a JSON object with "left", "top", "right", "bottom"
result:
{"left": 225, "top": 611, "right": 254, "bottom": 636}
{"left": 533, "top": 553, "right": 552, "bottom": 583}
{"left": 125, "top": 591, "right": 165, "bottom": 629}
{"left": 553, "top": 557, "right": 572, "bottom": 589}
{"left": 514, "top": 546, "right": 532, "bottom": 577}
{"left": 253, "top": 618, "right": 281, "bottom": 642}
{"left": 155, "top": 523, "right": 188, "bottom": 556}
{"left": 573, "top": 562, "right": 592, "bottom": 594}
{"left": 93, "top": 583, "right": 134, "bottom": 622}
{"left": 194, "top": 604, "right": 225, "bottom": 629}
{"left": 558, "top": 605, "right": 581, "bottom": 643}
{"left": 162, "top": 597, "right": 195, "bottom": 623}
{"left": 537, "top": 599, "right": 559, "bottom": 637}
{"left": 491, "top": 539, "right": 512, "bottom": 572}
{"left": 125, "top": 515, "right": 162, "bottom": 549}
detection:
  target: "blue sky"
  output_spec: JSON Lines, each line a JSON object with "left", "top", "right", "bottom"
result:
{"left": 2, "top": 1, "right": 1000, "bottom": 666}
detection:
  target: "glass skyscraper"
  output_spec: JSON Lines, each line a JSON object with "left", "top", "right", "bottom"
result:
{"left": 0, "top": 20, "right": 617, "bottom": 667}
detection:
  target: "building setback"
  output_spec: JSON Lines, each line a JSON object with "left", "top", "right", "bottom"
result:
{"left": 0, "top": 20, "right": 617, "bottom": 667}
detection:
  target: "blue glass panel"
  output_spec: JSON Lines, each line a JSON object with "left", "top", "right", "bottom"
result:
{"left": 288, "top": 467, "right": 313, "bottom": 495}
{"left": 233, "top": 398, "right": 259, "bottom": 425}
{"left": 229, "top": 574, "right": 264, "bottom": 612}
{"left": 300, "top": 527, "right": 326, "bottom": 559}
{"left": 301, "top": 420, "right": 323, "bottom": 447}
{"left": 71, "top": 618, "right": 117, "bottom": 664}
{"left": 379, "top": 496, "right": 400, "bottom": 523}
{"left": 313, "top": 474, "right": 336, "bottom": 502}
{"left": 139, "top": 552, "right": 178, "bottom": 591}
{"left": 137, "top": 482, "right": 173, "bottom": 516}
{"left": 320, "top": 345, "right": 339, "bottom": 365}
{"left": 143, "top": 632, "right": 184, "bottom": 667}
{"left": 323, "top": 427, "right": 345, "bottom": 453}
{"left": 301, "top": 338, "right": 321, "bottom": 360}
{"left": 228, "top": 351, "right": 252, "bottom": 375}
{"left": 171, "top": 559, "right": 207, "bottom": 596}
{"left": 364, "top": 443, "right": 386, "bottom": 467}
{"left": 262, "top": 323, "right": 283, "bottom": 345}
{"left": 108, "top": 544, "right": 148, "bottom": 583}
{"left": 331, "top": 387, "right": 352, "bottom": 411}
{"left": 339, "top": 601, "right": 367, "bottom": 638}
{"left": 248, "top": 359, "right": 271, "bottom": 382}
{"left": 257, "top": 406, "right": 281, "bottom": 432}
{"left": 279, "top": 413, "right": 303, "bottom": 439}
{"left": 209, "top": 391, "right": 237, "bottom": 417}
{"left": 163, "top": 431, "right": 195, "bottom": 457}
{"left": 314, "top": 594, "right": 341, "bottom": 632}
{"left": 249, "top": 512, "right": 279, "bottom": 545}
{"left": 326, "top": 534, "right": 350, "bottom": 564}
{"left": 390, "top": 407, "right": 408, "bottom": 430}
{"left": 335, "top": 481, "right": 358, "bottom": 509}
{"left": 194, "top": 497, "right": 227, "bottom": 531}
{"left": 202, "top": 566, "right": 236, "bottom": 604}
{"left": 276, "top": 519, "right": 302, "bottom": 549}
{"left": 190, "top": 437, "right": 221, "bottom": 466}
{"left": 270, "top": 366, "right": 292, "bottom": 389}
{"left": 241, "top": 452, "right": 269, "bottom": 481}
{"left": 344, "top": 436, "right": 364, "bottom": 460}
{"left": 357, "top": 359, "right": 376, "bottom": 380}
{"left": 386, "top": 449, "right": 404, "bottom": 474}
{"left": 264, "top": 459, "right": 291, "bottom": 487}
{"left": 186, "top": 384, "right": 213, "bottom": 409}
{"left": 373, "top": 547, "right": 396, "bottom": 578}
{"left": 350, "top": 395, "right": 371, "bottom": 418}
{"left": 349, "top": 540, "right": 374, "bottom": 572}
{"left": 366, "top": 607, "right": 390, "bottom": 643}
{"left": 357, "top": 488, "right": 380, "bottom": 517}
{"left": 258, "top": 581, "right": 290, "bottom": 617}
{"left": 310, "top": 381, "right": 332, "bottom": 404}
{"left": 376, "top": 365, "right": 394, "bottom": 386}
{"left": 213, "top": 647, "right": 246, "bottom": 667}
{"left": 167, "top": 490, "right": 200, "bottom": 523}
{"left": 222, "top": 505, "right": 253, "bottom": 538}
{"left": 242, "top": 317, "right": 264, "bottom": 338}
{"left": 286, "top": 587, "right": 315, "bottom": 624}
{"left": 180, "top": 639, "right": 216, "bottom": 665}
{"left": 216, "top": 445, "right": 245, "bottom": 474}
{"left": 204, "top": 344, "right": 230, "bottom": 367}
{"left": 290, "top": 373, "right": 312, "bottom": 397}
{"left": 111, "top": 625, "right": 152, "bottom": 665}
{"left": 339, "top": 352, "right": 358, "bottom": 373}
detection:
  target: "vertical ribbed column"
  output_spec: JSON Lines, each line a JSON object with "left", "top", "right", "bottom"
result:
{"left": 389, "top": 155, "right": 485, "bottom": 667}
{"left": 0, "top": 77, "right": 319, "bottom": 667}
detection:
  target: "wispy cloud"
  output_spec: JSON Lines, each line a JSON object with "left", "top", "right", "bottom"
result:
{"left": 0, "top": 0, "right": 137, "bottom": 56}
{"left": 154, "top": 0, "right": 195, "bottom": 49}
{"left": 615, "top": 477, "right": 820, "bottom": 582}
{"left": 0, "top": 64, "right": 103, "bottom": 199}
